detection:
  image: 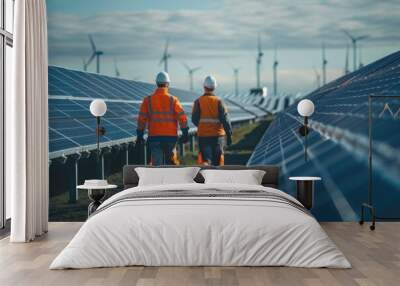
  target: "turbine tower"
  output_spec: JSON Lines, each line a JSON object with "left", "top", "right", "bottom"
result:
{"left": 85, "top": 35, "right": 103, "bottom": 74}
{"left": 82, "top": 58, "right": 87, "bottom": 71}
{"left": 273, "top": 47, "right": 278, "bottom": 96}
{"left": 256, "top": 33, "right": 264, "bottom": 89}
{"left": 233, "top": 67, "right": 240, "bottom": 97}
{"left": 160, "top": 39, "right": 171, "bottom": 72}
{"left": 322, "top": 43, "right": 328, "bottom": 85}
{"left": 114, "top": 58, "right": 120, "bottom": 77}
{"left": 313, "top": 66, "right": 321, "bottom": 89}
{"left": 344, "top": 44, "right": 350, "bottom": 75}
{"left": 342, "top": 30, "right": 369, "bottom": 72}
{"left": 183, "top": 63, "right": 201, "bottom": 92}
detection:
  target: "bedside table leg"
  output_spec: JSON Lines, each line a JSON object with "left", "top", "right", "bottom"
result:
{"left": 296, "top": 181, "right": 314, "bottom": 210}
{"left": 88, "top": 201, "right": 102, "bottom": 216}
{"left": 87, "top": 189, "right": 106, "bottom": 216}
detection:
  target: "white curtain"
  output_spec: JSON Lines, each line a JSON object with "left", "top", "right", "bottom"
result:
{"left": 7, "top": 0, "right": 49, "bottom": 242}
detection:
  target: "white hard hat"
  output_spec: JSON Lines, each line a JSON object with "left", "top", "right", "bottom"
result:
{"left": 156, "top": 71, "right": 170, "bottom": 85}
{"left": 203, "top": 75, "right": 217, "bottom": 90}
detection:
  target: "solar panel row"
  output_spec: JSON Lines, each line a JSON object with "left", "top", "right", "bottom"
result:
{"left": 49, "top": 66, "right": 267, "bottom": 158}
{"left": 248, "top": 51, "right": 400, "bottom": 221}
{"left": 223, "top": 90, "right": 296, "bottom": 114}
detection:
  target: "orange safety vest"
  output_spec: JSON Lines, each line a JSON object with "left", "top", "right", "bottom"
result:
{"left": 197, "top": 95, "right": 226, "bottom": 137}
{"left": 137, "top": 88, "right": 187, "bottom": 137}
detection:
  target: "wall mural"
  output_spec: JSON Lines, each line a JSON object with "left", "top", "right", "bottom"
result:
{"left": 47, "top": 1, "right": 400, "bottom": 221}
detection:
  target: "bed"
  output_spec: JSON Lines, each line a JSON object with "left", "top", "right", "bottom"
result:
{"left": 50, "top": 165, "right": 350, "bottom": 269}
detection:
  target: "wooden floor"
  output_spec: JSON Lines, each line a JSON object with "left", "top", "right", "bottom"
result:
{"left": 0, "top": 222, "right": 399, "bottom": 286}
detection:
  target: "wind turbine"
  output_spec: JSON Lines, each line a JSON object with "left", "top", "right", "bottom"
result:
{"left": 85, "top": 35, "right": 104, "bottom": 74}
{"left": 114, "top": 58, "right": 120, "bottom": 77}
{"left": 313, "top": 66, "right": 321, "bottom": 89}
{"left": 322, "top": 43, "right": 328, "bottom": 85}
{"left": 342, "top": 30, "right": 369, "bottom": 71}
{"left": 344, "top": 44, "right": 350, "bottom": 75}
{"left": 160, "top": 39, "right": 171, "bottom": 72}
{"left": 256, "top": 33, "right": 264, "bottom": 89}
{"left": 183, "top": 63, "right": 201, "bottom": 92}
{"left": 273, "top": 47, "right": 279, "bottom": 96}
{"left": 233, "top": 67, "right": 240, "bottom": 97}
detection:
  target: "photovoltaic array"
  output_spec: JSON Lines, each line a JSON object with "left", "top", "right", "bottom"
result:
{"left": 248, "top": 51, "right": 400, "bottom": 221}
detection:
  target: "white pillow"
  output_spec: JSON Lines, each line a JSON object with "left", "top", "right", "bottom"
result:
{"left": 200, "top": 169, "right": 266, "bottom": 185}
{"left": 135, "top": 167, "right": 200, "bottom": 186}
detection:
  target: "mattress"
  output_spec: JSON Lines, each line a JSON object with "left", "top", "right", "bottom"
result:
{"left": 50, "top": 183, "right": 350, "bottom": 269}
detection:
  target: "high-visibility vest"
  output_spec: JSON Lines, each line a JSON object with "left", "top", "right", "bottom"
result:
{"left": 197, "top": 95, "right": 226, "bottom": 137}
{"left": 137, "top": 88, "right": 187, "bottom": 137}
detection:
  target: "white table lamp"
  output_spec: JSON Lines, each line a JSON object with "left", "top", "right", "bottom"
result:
{"left": 297, "top": 99, "right": 315, "bottom": 161}
{"left": 90, "top": 99, "right": 107, "bottom": 117}
{"left": 297, "top": 99, "right": 314, "bottom": 117}
{"left": 90, "top": 99, "right": 107, "bottom": 172}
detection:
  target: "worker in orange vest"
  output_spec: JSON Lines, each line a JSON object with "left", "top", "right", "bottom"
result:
{"left": 136, "top": 72, "right": 189, "bottom": 165}
{"left": 192, "top": 75, "right": 232, "bottom": 166}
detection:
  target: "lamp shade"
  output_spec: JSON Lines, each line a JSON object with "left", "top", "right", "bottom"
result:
{"left": 90, "top": 99, "right": 107, "bottom": 117}
{"left": 297, "top": 99, "right": 315, "bottom": 117}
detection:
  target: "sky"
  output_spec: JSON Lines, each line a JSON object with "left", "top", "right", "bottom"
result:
{"left": 47, "top": 0, "right": 400, "bottom": 95}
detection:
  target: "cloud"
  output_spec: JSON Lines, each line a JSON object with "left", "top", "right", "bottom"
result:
{"left": 48, "top": 0, "right": 400, "bottom": 60}
{"left": 47, "top": 0, "right": 400, "bottom": 93}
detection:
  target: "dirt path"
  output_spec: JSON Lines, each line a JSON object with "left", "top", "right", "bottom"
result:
{"left": 180, "top": 119, "right": 271, "bottom": 165}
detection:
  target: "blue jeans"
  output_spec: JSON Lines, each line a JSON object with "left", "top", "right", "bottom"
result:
{"left": 148, "top": 141, "right": 178, "bottom": 166}
{"left": 198, "top": 136, "right": 225, "bottom": 166}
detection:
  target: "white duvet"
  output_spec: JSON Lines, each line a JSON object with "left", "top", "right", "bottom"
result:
{"left": 50, "top": 183, "right": 351, "bottom": 269}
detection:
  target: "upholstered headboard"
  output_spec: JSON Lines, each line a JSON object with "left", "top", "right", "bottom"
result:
{"left": 123, "top": 165, "right": 280, "bottom": 189}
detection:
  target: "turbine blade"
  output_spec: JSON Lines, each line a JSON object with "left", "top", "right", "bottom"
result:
{"left": 182, "top": 62, "right": 190, "bottom": 71}
{"left": 86, "top": 52, "right": 96, "bottom": 66}
{"left": 192, "top": 66, "right": 202, "bottom": 72}
{"left": 257, "top": 33, "right": 262, "bottom": 53}
{"left": 356, "top": 35, "right": 369, "bottom": 41}
{"left": 88, "top": 35, "right": 96, "bottom": 52}
{"left": 164, "top": 38, "right": 170, "bottom": 54}
{"left": 342, "top": 29, "right": 354, "bottom": 41}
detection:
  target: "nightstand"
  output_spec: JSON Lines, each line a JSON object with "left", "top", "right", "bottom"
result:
{"left": 289, "top": 177, "right": 321, "bottom": 210}
{"left": 77, "top": 184, "right": 117, "bottom": 216}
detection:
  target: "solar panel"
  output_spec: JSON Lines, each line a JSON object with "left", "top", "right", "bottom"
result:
{"left": 49, "top": 66, "right": 268, "bottom": 158}
{"left": 248, "top": 51, "right": 400, "bottom": 221}
{"left": 222, "top": 90, "right": 296, "bottom": 114}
